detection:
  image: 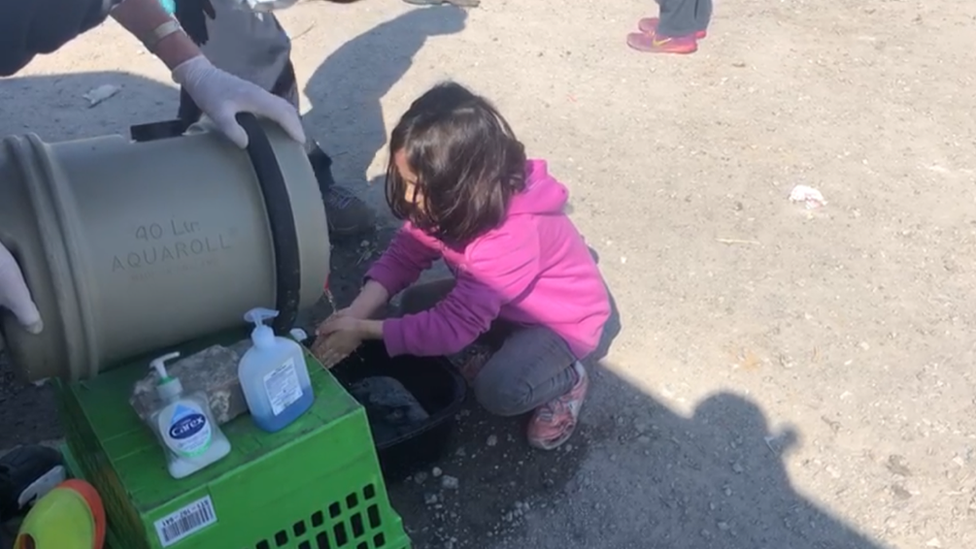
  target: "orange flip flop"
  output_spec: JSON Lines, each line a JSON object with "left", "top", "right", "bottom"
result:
{"left": 14, "top": 479, "right": 105, "bottom": 549}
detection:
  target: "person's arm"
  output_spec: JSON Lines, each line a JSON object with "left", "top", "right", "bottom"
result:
{"left": 112, "top": 0, "right": 305, "bottom": 148}
{"left": 342, "top": 280, "right": 391, "bottom": 320}
{"left": 110, "top": 0, "right": 201, "bottom": 69}
{"left": 363, "top": 225, "right": 442, "bottom": 299}
{"left": 380, "top": 230, "right": 541, "bottom": 357}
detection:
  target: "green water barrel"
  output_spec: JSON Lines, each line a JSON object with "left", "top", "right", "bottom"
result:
{"left": 0, "top": 117, "right": 330, "bottom": 382}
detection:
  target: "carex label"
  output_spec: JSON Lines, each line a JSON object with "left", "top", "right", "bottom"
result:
{"left": 169, "top": 412, "right": 207, "bottom": 439}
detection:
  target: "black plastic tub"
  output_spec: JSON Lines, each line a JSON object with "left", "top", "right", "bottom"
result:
{"left": 327, "top": 341, "right": 466, "bottom": 483}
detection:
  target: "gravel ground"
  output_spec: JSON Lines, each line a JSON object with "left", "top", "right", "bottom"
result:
{"left": 3, "top": 1, "right": 976, "bottom": 548}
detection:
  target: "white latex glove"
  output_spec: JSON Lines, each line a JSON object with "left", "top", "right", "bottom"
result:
{"left": 172, "top": 55, "right": 306, "bottom": 148}
{"left": 0, "top": 241, "right": 43, "bottom": 335}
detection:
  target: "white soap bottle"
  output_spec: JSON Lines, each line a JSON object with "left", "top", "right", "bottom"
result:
{"left": 148, "top": 352, "right": 232, "bottom": 479}
{"left": 238, "top": 308, "right": 315, "bottom": 433}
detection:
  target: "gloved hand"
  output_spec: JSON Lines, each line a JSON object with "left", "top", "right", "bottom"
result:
{"left": 172, "top": 55, "right": 306, "bottom": 148}
{"left": 0, "top": 241, "right": 43, "bottom": 335}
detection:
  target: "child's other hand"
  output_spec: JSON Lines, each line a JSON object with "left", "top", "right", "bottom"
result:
{"left": 312, "top": 316, "right": 364, "bottom": 369}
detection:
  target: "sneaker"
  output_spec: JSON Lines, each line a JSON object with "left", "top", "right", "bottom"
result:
{"left": 307, "top": 146, "right": 376, "bottom": 238}
{"left": 323, "top": 186, "right": 376, "bottom": 238}
{"left": 637, "top": 17, "right": 708, "bottom": 39}
{"left": 527, "top": 361, "right": 589, "bottom": 450}
{"left": 0, "top": 446, "right": 65, "bottom": 519}
{"left": 626, "top": 31, "right": 698, "bottom": 54}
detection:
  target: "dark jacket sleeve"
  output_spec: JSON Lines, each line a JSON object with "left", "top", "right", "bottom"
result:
{"left": 0, "top": 0, "right": 115, "bottom": 76}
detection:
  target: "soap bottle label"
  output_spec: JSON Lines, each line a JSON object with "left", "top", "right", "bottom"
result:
{"left": 167, "top": 404, "right": 213, "bottom": 457}
{"left": 263, "top": 358, "right": 303, "bottom": 416}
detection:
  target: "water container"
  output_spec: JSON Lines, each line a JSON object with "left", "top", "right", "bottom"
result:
{"left": 0, "top": 115, "right": 330, "bottom": 381}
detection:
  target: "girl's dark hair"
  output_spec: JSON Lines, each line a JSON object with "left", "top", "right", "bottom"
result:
{"left": 386, "top": 81, "right": 527, "bottom": 244}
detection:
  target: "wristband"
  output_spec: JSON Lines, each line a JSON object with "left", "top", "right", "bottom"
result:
{"left": 140, "top": 20, "right": 184, "bottom": 52}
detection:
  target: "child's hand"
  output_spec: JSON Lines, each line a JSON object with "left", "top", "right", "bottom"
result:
{"left": 312, "top": 315, "right": 365, "bottom": 369}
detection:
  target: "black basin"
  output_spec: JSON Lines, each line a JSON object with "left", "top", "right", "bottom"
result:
{"left": 327, "top": 341, "right": 466, "bottom": 483}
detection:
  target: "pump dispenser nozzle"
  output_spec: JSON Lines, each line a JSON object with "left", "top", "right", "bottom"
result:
{"left": 244, "top": 308, "right": 279, "bottom": 349}
{"left": 149, "top": 352, "right": 183, "bottom": 401}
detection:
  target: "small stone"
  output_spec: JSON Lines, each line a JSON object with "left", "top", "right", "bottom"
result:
{"left": 926, "top": 538, "right": 942, "bottom": 548}
{"left": 700, "top": 529, "right": 712, "bottom": 538}
{"left": 637, "top": 435, "right": 651, "bottom": 444}
{"left": 564, "top": 444, "right": 574, "bottom": 452}
{"left": 717, "top": 521, "right": 730, "bottom": 531}
{"left": 414, "top": 472, "right": 429, "bottom": 485}
{"left": 732, "top": 461, "right": 744, "bottom": 474}
{"left": 441, "top": 475, "right": 459, "bottom": 490}
{"left": 859, "top": 341, "right": 871, "bottom": 351}
{"left": 424, "top": 493, "right": 439, "bottom": 505}
{"left": 886, "top": 455, "right": 912, "bottom": 476}
{"left": 455, "top": 447, "right": 466, "bottom": 457}
{"left": 723, "top": 485, "right": 733, "bottom": 497}
{"left": 432, "top": 467, "right": 443, "bottom": 478}
{"left": 486, "top": 434, "right": 498, "bottom": 447}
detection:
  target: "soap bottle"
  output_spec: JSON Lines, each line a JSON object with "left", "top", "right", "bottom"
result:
{"left": 148, "top": 352, "right": 232, "bottom": 479}
{"left": 238, "top": 308, "right": 315, "bottom": 432}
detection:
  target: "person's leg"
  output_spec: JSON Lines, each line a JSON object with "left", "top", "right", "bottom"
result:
{"left": 472, "top": 326, "right": 589, "bottom": 450}
{"left": 656, "top": 0, "right": 700, "bottom": 36}
{"left": 175, "top": 0, "right": 375, "bottom": 237}
{"left": 637, "top": 0, "right": 709, "bottom": 38}
{"left": 693, "top": 0, "right": 713, "bottom": 36}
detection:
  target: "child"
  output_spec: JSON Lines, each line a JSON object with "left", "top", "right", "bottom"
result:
{"left": 626, "top": 0, "right": 712, "bottom": 54}
{"left": 313, "top": 82, "right": 611, "bottom": 450}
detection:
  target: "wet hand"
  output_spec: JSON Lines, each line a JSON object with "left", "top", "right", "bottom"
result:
{"left": 312, "top": 316, "right": 364, "bottom": 369}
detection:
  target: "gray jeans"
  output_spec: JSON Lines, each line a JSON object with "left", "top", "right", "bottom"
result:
{"left": 400, "top": 279, "right": 579, "bottom": 417}
{"left": 657, "top": 0, "right": 713, "bottom": 37}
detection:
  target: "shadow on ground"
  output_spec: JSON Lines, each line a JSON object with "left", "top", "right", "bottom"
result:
{"left": 302, "top": 5, "right": 468, "bottom": 189}
{"left": 364, "top": 250, "right": 887, "bottom": 549}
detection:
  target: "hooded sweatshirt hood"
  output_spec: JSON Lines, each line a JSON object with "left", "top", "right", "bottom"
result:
{"left": 506, "top": 160, "right": 569, "bottom": 216}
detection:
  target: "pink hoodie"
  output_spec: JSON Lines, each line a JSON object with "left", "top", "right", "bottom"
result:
{"left": 367, "top": 160, "right": 611, "bottom": 360}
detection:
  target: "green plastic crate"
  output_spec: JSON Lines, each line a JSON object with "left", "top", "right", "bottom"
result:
{"left": 56, "top": 344, "right": 410, "bottom": 549}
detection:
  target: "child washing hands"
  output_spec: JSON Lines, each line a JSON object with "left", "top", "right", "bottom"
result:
{"left": 313, "top": 82, "right": 611, "bottom": 451}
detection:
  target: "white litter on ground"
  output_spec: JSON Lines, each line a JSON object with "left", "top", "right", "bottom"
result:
{"left": 789, "top": 185, "right": 827, "bottom": 209}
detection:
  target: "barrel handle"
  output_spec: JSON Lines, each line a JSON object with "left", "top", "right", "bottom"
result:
{"left": 235, "top": 113, "right": 301, "bottom": 336}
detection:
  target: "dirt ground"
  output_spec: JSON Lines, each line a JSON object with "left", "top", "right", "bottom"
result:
{"left": 3, "top": 0, "right": 976, "bottom": 548}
